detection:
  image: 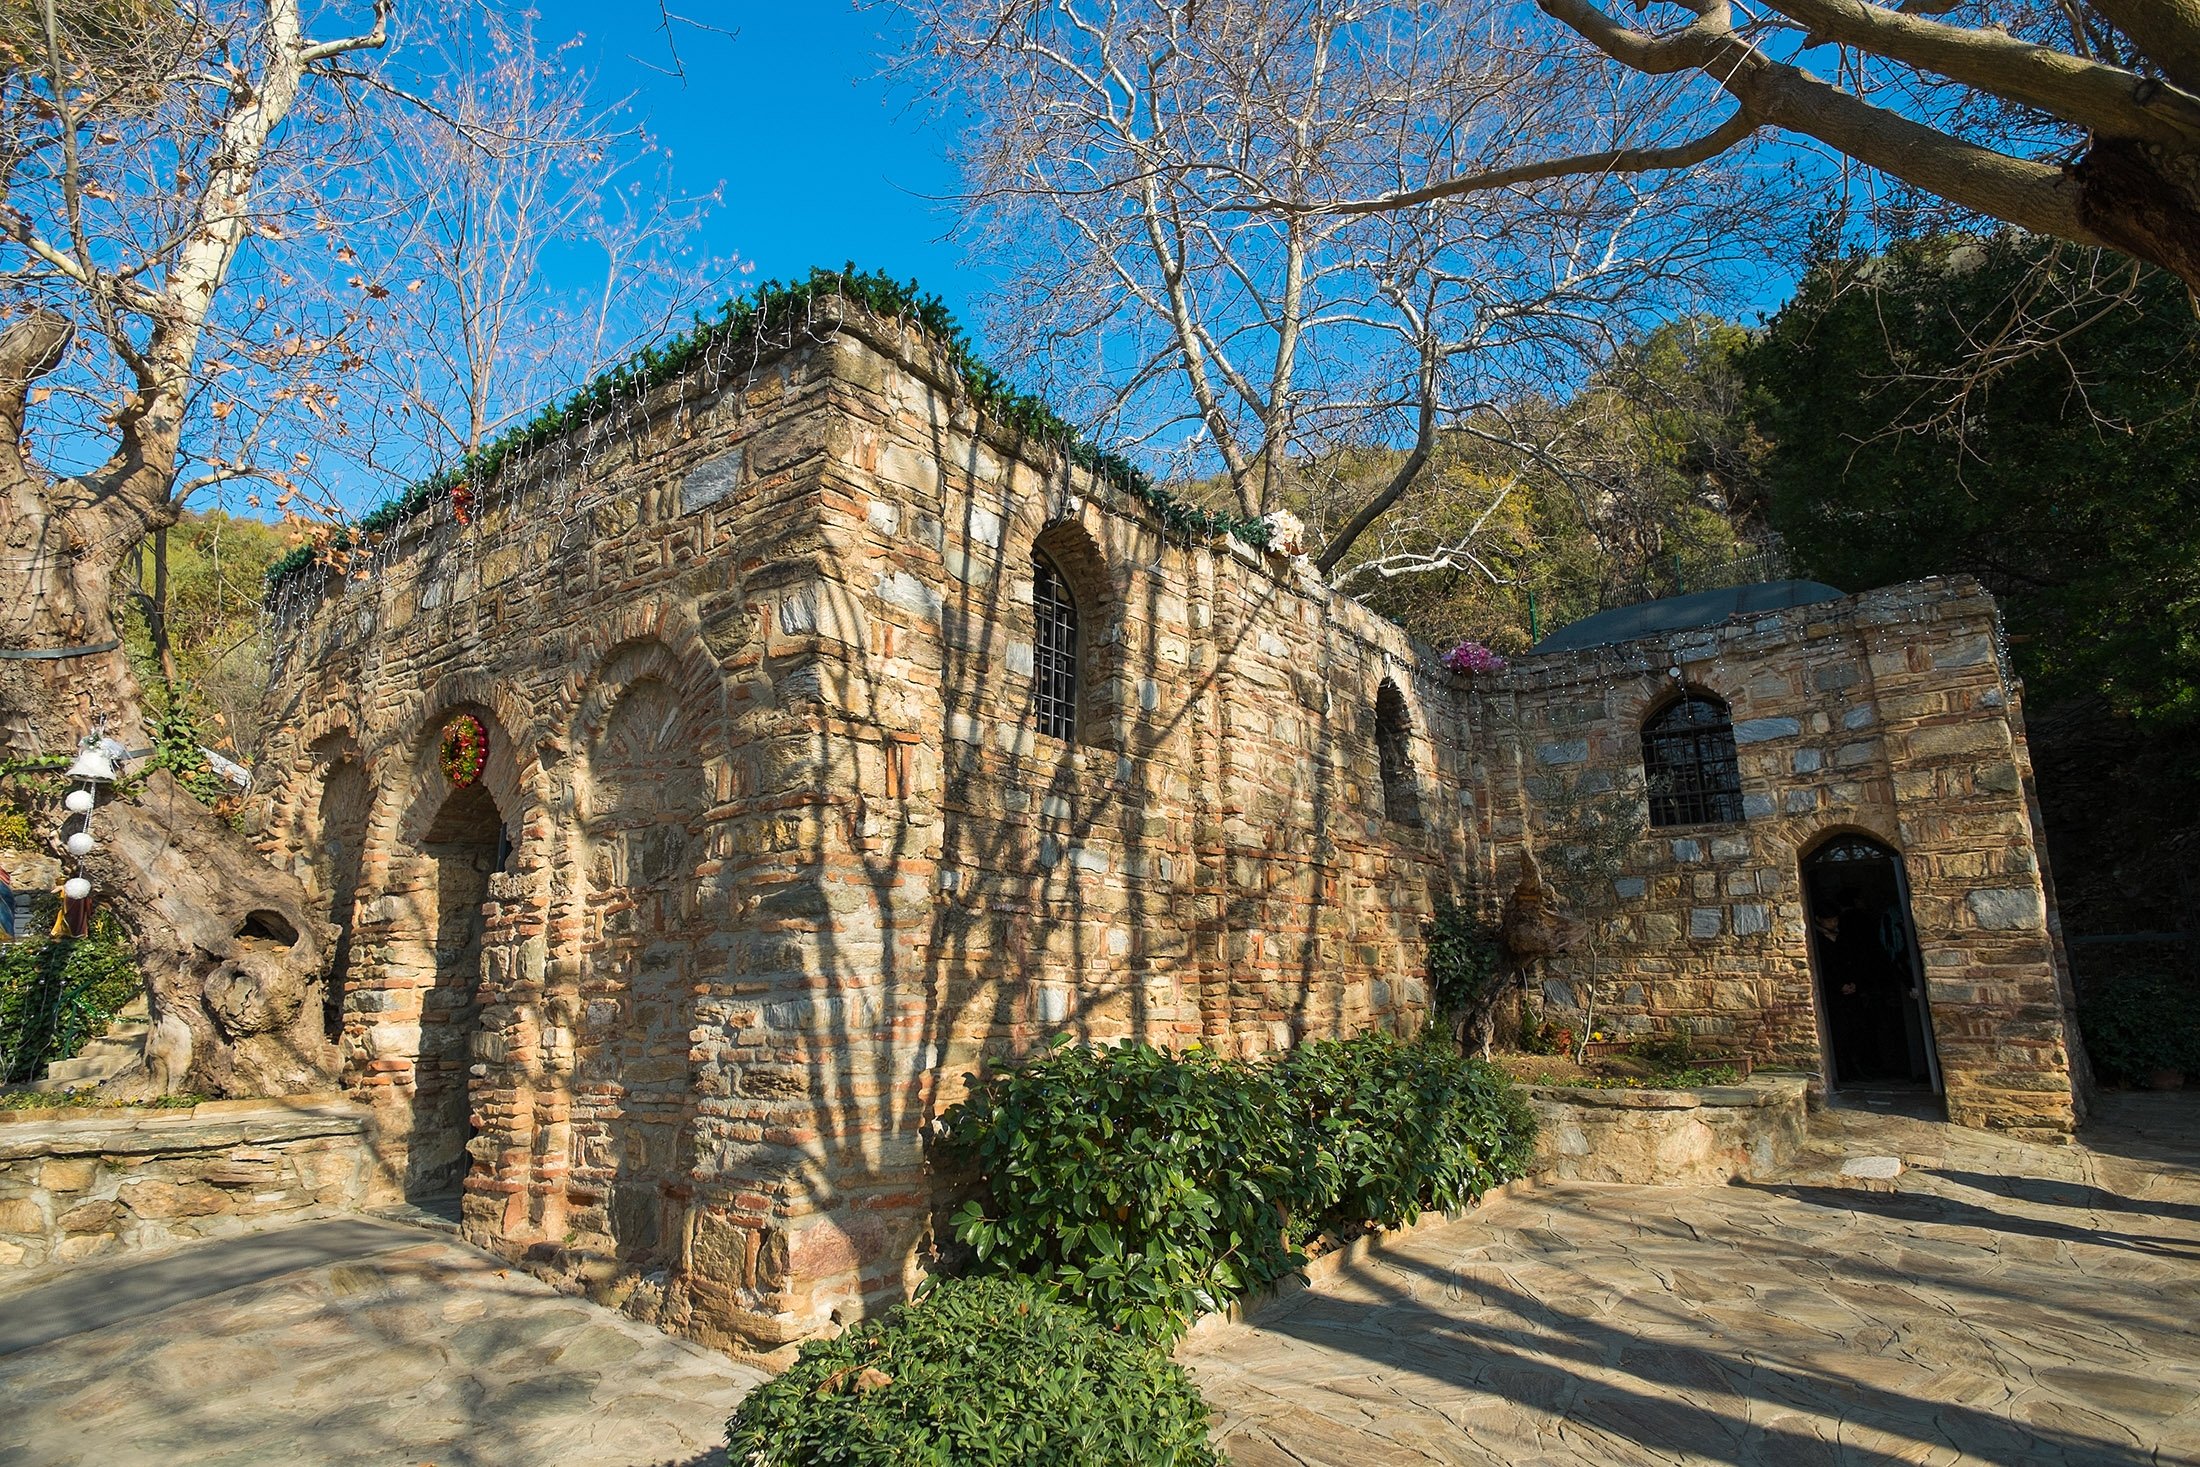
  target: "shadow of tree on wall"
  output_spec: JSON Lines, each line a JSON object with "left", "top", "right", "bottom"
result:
{"left": 256, "top": 313, "right": 1480, "bottom": 1347}
{"left": 782, "top": 369, "right": 1474, "bottom": 1325}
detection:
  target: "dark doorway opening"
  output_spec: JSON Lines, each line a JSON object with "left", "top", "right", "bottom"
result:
{"left": 410, "top": 779, "right": 507, "bottom": 1203}
{"left": 1804, "top": 835, "right": 1941, "bottom": 1094}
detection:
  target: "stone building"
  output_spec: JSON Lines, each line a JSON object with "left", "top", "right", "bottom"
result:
{"left": 254, "top": 296, "right": 2084, "bottom": 1358}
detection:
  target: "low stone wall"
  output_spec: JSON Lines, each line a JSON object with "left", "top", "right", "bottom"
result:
{"left": 1528, "top": 1076, "right": 1810, "bottom": 1185}
{"left": 0, "top": 1097, "right": 372, "bottom": 1277}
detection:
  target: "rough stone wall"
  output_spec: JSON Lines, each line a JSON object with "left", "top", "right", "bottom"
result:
{"left": 0, "top": 1099, "right": 370, "bottom": 1276}
{"left": 251, "top": 304, "right": 2081, "bottom": 1359}
{"left": 1466, "top": 580, "right": 2085, "bottom": 1139}
{"left": 252, "top": 309, "right": 1468, "bottom": 1357}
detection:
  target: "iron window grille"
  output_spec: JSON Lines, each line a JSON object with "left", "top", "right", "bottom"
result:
{"left": 1032, "top": 552, "right": 1079, "bottom": 741}
{"left": 1641, "top": 693, "right": 1744, "bottom": 827}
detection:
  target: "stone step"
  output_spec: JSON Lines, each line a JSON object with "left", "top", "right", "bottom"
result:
{"left": 31, "top": 997, "right": 151, "bottom": 1090}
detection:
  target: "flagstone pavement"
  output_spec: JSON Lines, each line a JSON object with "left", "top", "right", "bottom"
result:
{"left": 0, "top": 1095, "right": 2192, "bottom": 1466}
{"left": 1183, "top": 1092, "right": 2200, "bottom": 1466}
{"left": 0, "top": 1217, "right": 765, "bottom": 1467}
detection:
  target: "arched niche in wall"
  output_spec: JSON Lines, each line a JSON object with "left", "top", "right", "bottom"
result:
{"left": 570, "top": 657, "right": 709, "bottom": 1271}
{"left": 307, "top": 734, "right": 371, "bottom": 1042}
{"left": 390, "top": 704, "right": 520, "bottom": 1205}
{"left": 1375, "top": 677, "right": 1421, "bottom": 828}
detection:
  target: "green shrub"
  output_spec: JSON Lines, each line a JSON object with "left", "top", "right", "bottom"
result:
{"left": 725, "top": 1275, "right": 1221, "bottom": 1467}
{"left": 937, "top": 1031, "right": 1541, "bottom": 1339}
{"left": 2079, "top": 972, "right": 2200, "bottom": 1084}
{"left": 0, "top": 906, "right": 143, "bottom": 1084}
{"left": 1280, "top": 1033, "right": 1538, "bottom": 1237}
{"left": 1425, "top": 899, "right": 1505, "bottom": 1028}
{"left": 937, "top": 1040, "right": 1318, "bottom": 1339}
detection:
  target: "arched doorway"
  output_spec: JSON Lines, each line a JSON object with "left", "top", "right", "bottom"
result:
{"left": 410, "top": 779, "right": 509, "bottom": 1202}
{"left": 1802, "top": 835, "right": 1941, "bottom": 1095}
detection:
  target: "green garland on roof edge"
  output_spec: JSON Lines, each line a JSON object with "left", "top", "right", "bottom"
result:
{"left": 264, "top": 266, "right": 1273, "bottom": 598}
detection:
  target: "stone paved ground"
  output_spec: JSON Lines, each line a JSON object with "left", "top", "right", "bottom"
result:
{"left": 0, "top": 1219, "right": 763, "bottom": 1467}
{"left": 1184, "top": 1093, "right": 2200, "bottom": 1466}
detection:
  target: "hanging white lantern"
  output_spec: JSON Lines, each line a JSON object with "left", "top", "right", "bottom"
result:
{"left": 64, "top": 830, "right": 97, "bottom": 857}
{"left": 65, "top": 746, "right": 118, "bottom": 784}
{"left": 64, "top": 789, "right": 95, "bottom": 814}
{"left": 62, "top": 876, "right": 90, "bottom": 901}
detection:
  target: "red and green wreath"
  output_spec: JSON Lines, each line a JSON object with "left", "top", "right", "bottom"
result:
{"left": 438, "top": 713, "right": 488, "bottom": 788}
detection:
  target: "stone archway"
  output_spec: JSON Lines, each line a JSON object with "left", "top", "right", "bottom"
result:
{"left": 408, "top": 778, "right": 510, "bottom": 1202}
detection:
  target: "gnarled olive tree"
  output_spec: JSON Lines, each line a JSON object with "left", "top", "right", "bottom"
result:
{"left": 0, "top": 1, "right": 390, "bottom": 1095}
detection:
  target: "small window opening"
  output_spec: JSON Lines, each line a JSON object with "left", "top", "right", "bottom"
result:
{"left": 1375, "top": 680, "right": 1419, "bottom": 825}
{"left": 1642, "top": 692, "right": 1744, "bottom": 827}
{"left": 1032, "top": 551, "right": 1080, "bottom": 741}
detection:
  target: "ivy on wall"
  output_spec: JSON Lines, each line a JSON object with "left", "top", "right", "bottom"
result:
{"left": 266, "top": 266, "right": 1274, "bottom": 598}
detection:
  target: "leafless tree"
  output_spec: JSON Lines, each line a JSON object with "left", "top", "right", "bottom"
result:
{"left": 1307, "top": 4, "right": 2200, "bottom": 295}
{"left": 898, "top": 0, "right": 1775, "bottom": 576}
{"left": 324, "top": 8, "right": 733, "bottom": 491}
{"left": 0, "top": 0, "right": 398, "bottom": 1097}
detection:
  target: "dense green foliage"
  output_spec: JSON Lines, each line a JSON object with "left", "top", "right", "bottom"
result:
{"left": 2078, "top": 972, "right": 2200, "bottom": 1084}
{"left": 121, "top": 512, "right": 288, "bottom": 743}
{"left": 0, "top": 906, "right": 143, "bottom": 1085}
{"left": 724, "top": 1275, "right": 1221, "bottom": 1467}
{"left": 1425, "top": 899, "right": 1506, "bottom": 1030}
{"left": 938, "top": 1032, "right": 1537, "bottom": 1338}
{"left": 268, "top": 267, "right": 1273, "bottom": 597}
{"left": 1278, "top": 1033, "right": 1537, "bottom": 1237}
{"left": 142, "top": 687, "right": 235, "bottom": 810}
{"left": 939, "top": 1039, "right": 1315, "bottom": 1339}
{"left": 1748, "top": 234, "right": 2200, "bottom": 726}
{"left": 1339, "top": 318, "right": 1763, "bottom": 652}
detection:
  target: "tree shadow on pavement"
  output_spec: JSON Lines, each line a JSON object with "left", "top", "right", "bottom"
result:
{"left": 1246, "top": 1251, "right": 2161, "bottom": 1467}
{"left": 1926, "top": 1167, "right": 2200, "bottom": 1228}
{"left": 1737, "top": 1180, "right": 2200, "bottom": 1260}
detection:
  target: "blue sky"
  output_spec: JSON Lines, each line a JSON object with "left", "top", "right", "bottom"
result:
{"left": 528, "top": 4, "right": 995, "bottom": 340}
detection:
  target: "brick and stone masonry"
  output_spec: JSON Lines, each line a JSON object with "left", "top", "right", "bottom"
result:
{"left": 250, "top": 298, "right": 2084, "bottom": 1358}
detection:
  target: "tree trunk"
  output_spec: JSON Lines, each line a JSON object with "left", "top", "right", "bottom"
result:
{"left": 1, "top": 428, "right": 337, "bottom": 1099}
{"left": 2073, "top": 139, "right": 2200, "bottom": 296}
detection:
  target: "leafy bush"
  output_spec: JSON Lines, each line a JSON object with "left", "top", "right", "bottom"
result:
{"left": 1280, "top": 1034, "right": 1538, "bottom": 1237}
{"left": 725, "top": 1275, "right": 1221, "bottom": 1467}
{"left": 937, "top": 1040, "right": 1316, "bottom": 1339}
{"left": 938, "top": 1031, "right": 1540, "bottom": 1338}
{"left": 1630, "top": 1020, "right": 1702, "bottom": 1072}
{"left": 2079, "top": 972, "right": 2200, "bottom": 1084}
{"left": 0, "top": 906, "right": 144, "bottom": 1084}
{"left": 1425, "top": 899, "right": 1505, "bottom": 1029}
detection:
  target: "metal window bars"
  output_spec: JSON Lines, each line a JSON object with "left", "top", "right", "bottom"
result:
{"left": 1642, "top": 694, "right": 1744, "bottom": 826}
{"left": 1032, "top": 553, "right": 1079, "bottom": 741}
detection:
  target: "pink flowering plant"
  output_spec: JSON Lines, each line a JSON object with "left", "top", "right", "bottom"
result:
{"left": 1442, "top": 640, "right": 1507, "bottom": 675}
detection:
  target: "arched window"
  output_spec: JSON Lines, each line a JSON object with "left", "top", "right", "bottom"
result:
{"left": 1032, "top": 550, "right": 1080, "bottom": 741}
{"left": 1641, "top": 692, "right": 1744, "bottom": 827}
{"left": 1375, "top": 679, "right": 1419, "bottom": 825}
